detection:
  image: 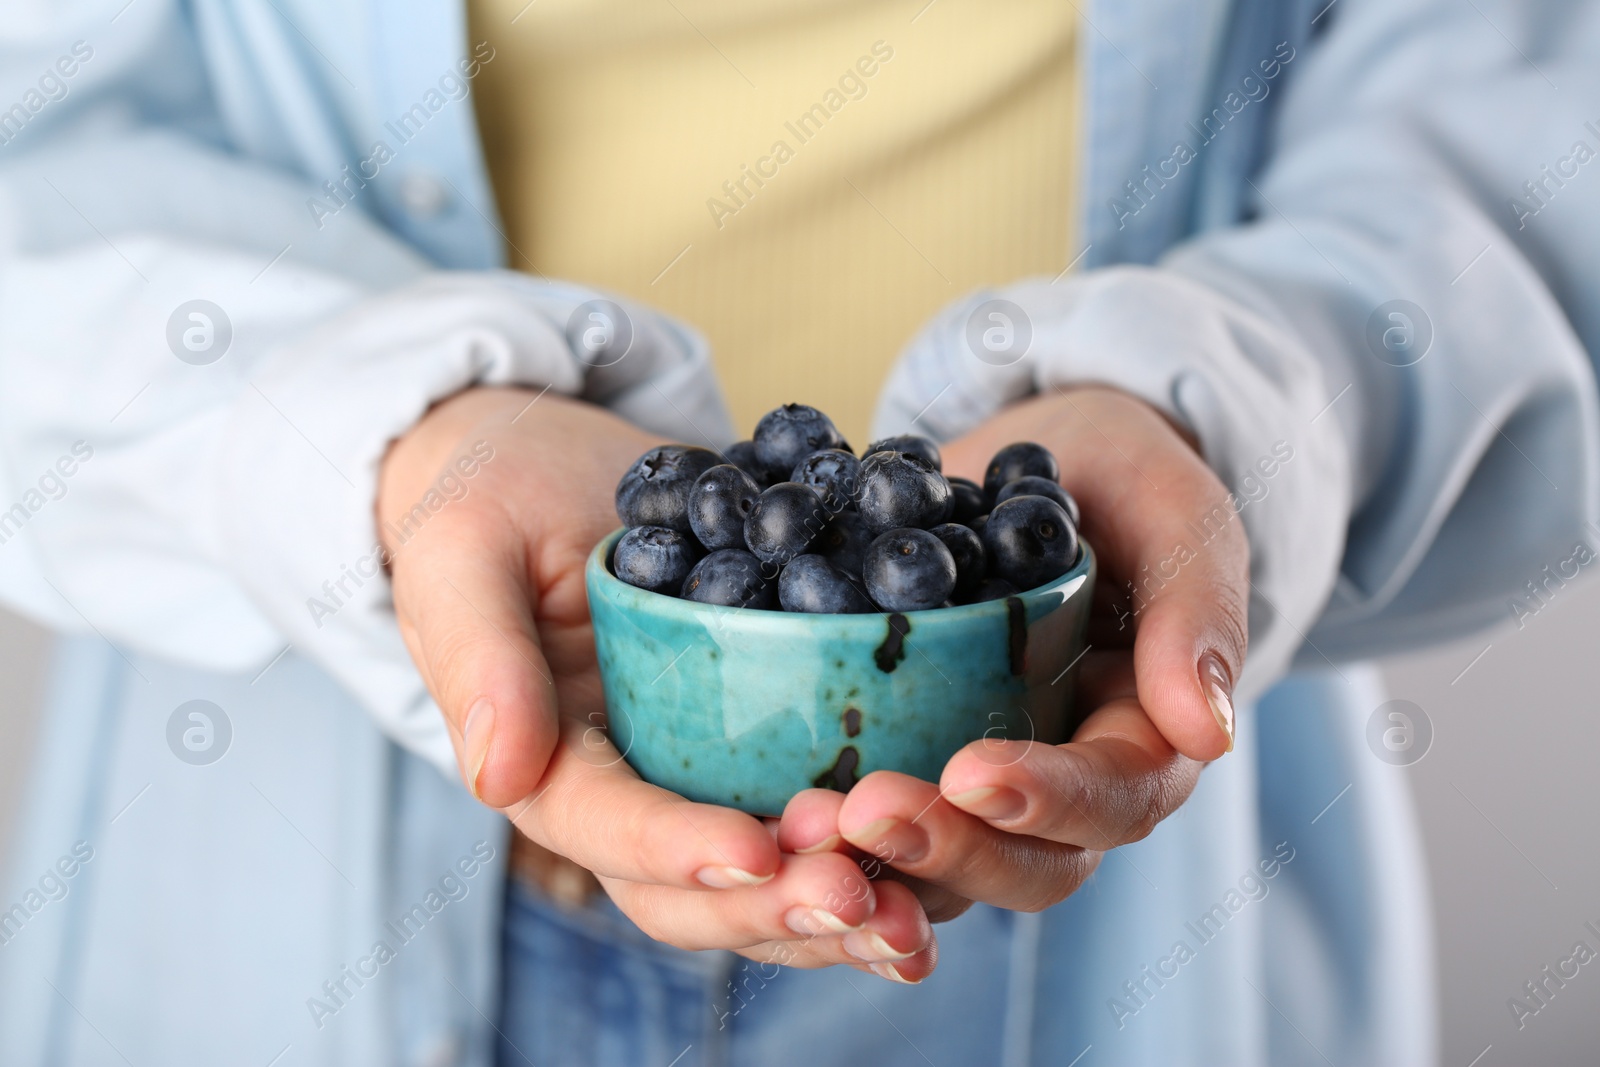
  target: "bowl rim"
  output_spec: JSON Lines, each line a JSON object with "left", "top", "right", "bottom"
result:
{"left": 586, "top": 526, "right": 1095, "bottom": 626}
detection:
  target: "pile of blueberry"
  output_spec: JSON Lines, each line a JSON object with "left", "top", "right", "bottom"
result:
{"left": 611, "top": 403, "right": 1080, "bottom": 613}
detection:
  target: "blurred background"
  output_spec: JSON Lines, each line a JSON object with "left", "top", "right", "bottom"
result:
{"left": 4, "top": 574, "right": 1598, "bottom": 1064}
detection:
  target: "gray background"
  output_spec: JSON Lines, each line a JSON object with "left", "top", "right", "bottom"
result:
{"left": 3, "top": 583, "right": 1598, "bottom": 1064}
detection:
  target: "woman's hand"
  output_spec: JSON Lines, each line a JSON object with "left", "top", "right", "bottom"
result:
{"left": 378, "top": 387, "right": 936, "bottom": 978}
{"left": 780, "top": 386, "right": 1248, "bottom": 924}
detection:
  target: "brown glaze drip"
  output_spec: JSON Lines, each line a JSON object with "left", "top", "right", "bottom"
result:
{"left": 842, "top": 707, "right": 862, "bottom": 737}
{"left": 874, "top": 613, "right": 910, "bottom": 672}
{"left": 1006, "top": 596, "right": 1027, "bottom": 676}
{"left": 813, "top": 746, "right": 860, "bottom": 792}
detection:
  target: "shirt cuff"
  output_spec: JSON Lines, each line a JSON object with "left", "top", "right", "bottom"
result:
{"left": 872, "top": 266, "right": 1352, "bottom": 701}
{"left": 216, "top": 271, "right": 733, "bottom": 775}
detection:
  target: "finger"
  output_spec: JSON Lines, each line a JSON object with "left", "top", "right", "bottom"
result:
{"left": 777, "top": 792, "right": 976, "bottom": 924}
{"left": 597, "top": 850, "right": 881, "bottom": 951}
{"left": 1062, "top": 392, "right": 1247, "bottom": 761}
{"left": 838, "top": 772, "right": 1100, "bottom": 913}
{"left": 948, "top": 389, "right": 1248, "bottom": 760}
{"left": 941, "top": 697, "right": 1203, "bottom": 849}
{"left": 728, "top": 880, "right": 940, "bottom": 984}
{"left": 391, "top": 506, "right": 559, "bottom": 807}
{"left": 775, "top": 789, "right": 852, "bottom": 855}
{"left": 508, "top": 719, "right": 781, "bottom": 889}
{"left": 872, "top": 870, "right": 975, "bottom": 924}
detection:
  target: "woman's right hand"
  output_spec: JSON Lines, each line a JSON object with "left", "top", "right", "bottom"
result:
{"left": 378, "top": 387, "right": 936, "bottom": 981}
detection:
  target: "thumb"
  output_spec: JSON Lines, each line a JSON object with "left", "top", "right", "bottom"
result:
{"left": 1128, "top": 529, "right": 1248, "bottom": 761}
{"left": 392, "top": 513, "right": 560, "bottom": 806}
{"left": 1053, "top": 394, "right": 1249, "bottom": 761}
{"left": 1084, "top": 466, "right": 1249, "bottom": 761}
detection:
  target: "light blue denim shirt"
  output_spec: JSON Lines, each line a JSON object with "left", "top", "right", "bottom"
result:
{"left": 4, "top": 0, "right": 1598, "bottom": 1063}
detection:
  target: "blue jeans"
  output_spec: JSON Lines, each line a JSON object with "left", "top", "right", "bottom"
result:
{"left": 493, "top": 878, "right": 1032, "bottom": 1067}
{"left": 495, "top": 879, "right": 731, "bottom": 1066}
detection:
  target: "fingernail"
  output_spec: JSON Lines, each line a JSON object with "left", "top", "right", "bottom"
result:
{"left": 869, "top": 961, "right": 921, "bottom": 985}
{"left": 843, "top": 930, "right": 915, "bottom": 963}
{"left": 796, "top": 834, "right": 843, "bottom": 855}
{"left": 463, "top": 698, "right": 496, "bottom": 798}
{"left": 1199, "top": 652, "right": 1235, "bottom": 753}
{"left": 948, "top": 786, "right": 1026, "bottom": 822}
{"left": 785, "top": 905, "right": 862, "bottom": 936}
{"left": 851, "top": 818, "right": 930, "bottom": 865}
{"left": 695, "top": 866, "right": 775, "bottom": 889}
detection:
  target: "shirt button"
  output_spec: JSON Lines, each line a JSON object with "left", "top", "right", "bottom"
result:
{"left": 397, "top": 172, "right": 449, "bottom": 218}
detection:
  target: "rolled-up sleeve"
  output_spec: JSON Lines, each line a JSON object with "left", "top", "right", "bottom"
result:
{"left": 875, "top": 0, "right": 1600, "bottom": 697}
{"left": 0, "top": 7, "right": 731, "bottom": 772}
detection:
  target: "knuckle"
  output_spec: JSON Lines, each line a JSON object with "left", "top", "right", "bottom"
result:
{"left": 1153, "top": 759, "right": 1202, "bottom": 827}
{"left": 1014, "top": 847, "right": 1096, "bottom": 912}
{"left": 624, "top": 795, "right": 688, "bottom": 878}
{"left": 1026, "top": 749, "right": 1097, "bottom": 839}
{"left": 535, "top": 777, "right": 601, "bottom": 860}
{"left": 1207, "top": 574, "right": 1251, "bottom": 649}
{"left": 1119, "top": 804, "right": 1162, "bottom": 845}
{"left": 426, "top": 626, "right": 499, "bottom": 702}
{"left": 941, "top": 843, "right": 993, "bottom": 887}
{"left": 1113, "top": 753, "right": 1196, "bottom": 846}
{"left": 817, "top": 854, "right": 874, "bottom": 902}
{"left": 809, "top": 849, "right": 861, "bottom": 881}
{"left": 628, "top": 893, "right": 740, "bottom": 953}
{"left": 1107, "top": 765, "right": 1160, "bottom": 844}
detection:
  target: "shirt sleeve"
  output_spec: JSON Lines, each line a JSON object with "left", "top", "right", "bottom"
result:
{"left": 874, "top": 0, "right": 1600, "bottom": 700}
{"left": 0, "top": 16, "right": 731, "bottom": 773}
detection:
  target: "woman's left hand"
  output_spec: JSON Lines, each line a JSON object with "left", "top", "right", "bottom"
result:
{"left": 778, "top": 386, "right": 1249, "bottom": 933}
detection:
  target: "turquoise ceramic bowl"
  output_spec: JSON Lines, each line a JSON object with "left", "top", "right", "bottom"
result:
{"left": 586, "top": 529, "right": 1096, "bottom": 815}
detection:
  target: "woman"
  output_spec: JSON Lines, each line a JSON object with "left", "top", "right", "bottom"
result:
{"left": 1, "top": 0, "right": 1594, "bottom": 1063}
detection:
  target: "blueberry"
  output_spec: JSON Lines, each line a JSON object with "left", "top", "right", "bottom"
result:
{"left": 996, "top": 476, "right": 1080, "bottom": 526}
{"left": 863, "top": 528, "right": 957, "bottom": 612}
{"left": 720, "top": 440, "right": 770, "bottom": 485}
{"left": 968, "top": 513, "right": 989, "bottom": 539}
{"left": 927, "top": 522, "right": 985, "bottom": 601}
{"left": 613, "top": 526, "right": 703, "bottom": 594}
{"left": 982, "top": 442, "right": 1059, "bottom": 502}
{"left": 947, "top": 476, "right": 986, "bottom": 525}
{"left": 983, "top": 495, "right": 1078, "bottom": 591}
{"left": 753, "top": 404, "right": 844, "bottom": 480}
{"left": 970, "top": 576, "right": 1019, "bottom": 602}
{"left": 790, "top": 449, "right": 861, "bottom": 513}
{"left": 688, "top": 464, "right": 761, "bottom": 550}
{"left": 864, "top": 434, "right": 941, "bottom": 472}
{"left": 778, "top": 555, "right": 875, "bottom": 614}
{"left": 681, "top": 549, "right": 777, "bottom": 609}
{"left": 814, "top": 509, "right": 871, "bottom": 575}
{"left": 857, "top": 451, "right": 952, "bottom": 536}
{"left": 744, "top": 482, "right": 827, "bottom": 566}
{"left": 616, "top": 445, "right": 722, "bottom": 532}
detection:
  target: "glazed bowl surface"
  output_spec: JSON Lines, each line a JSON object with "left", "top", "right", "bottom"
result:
{"left": 586, "top": 528, "right": 1096, "bottom": 815}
